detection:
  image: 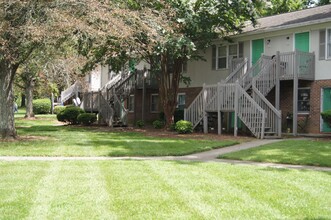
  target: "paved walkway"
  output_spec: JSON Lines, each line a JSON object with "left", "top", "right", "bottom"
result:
{"left": 1, "top": 139, "right": 330, "bottom": 172}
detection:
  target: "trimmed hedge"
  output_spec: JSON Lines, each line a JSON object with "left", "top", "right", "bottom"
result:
{"left": 136, "top": 120, "right": 144, "bottom": 128}
{"left": 57, "top": 106, "right": 85, "bottom": 124}
{"left": 175, "top": 120, "right": 193, "bottom": 134}
{"left": 54, "top": 106, "right": 66, "bottom": 115}
{"left": 33, "top": 99, "right": 51, "bottom": 114}
{"left": 152, "top": 120, "right": 164, "bottom": 129}
{"left": 77, "top": 113, "right": 97, "bottom": 125}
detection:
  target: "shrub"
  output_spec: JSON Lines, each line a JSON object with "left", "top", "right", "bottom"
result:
{"left": 57, "top": 106, "right": 85, "bottom": 124}
{"left": 169, "top": 123, "right": 176, "bottom": 131}
{"left": 77, "top": 113, "right": 97, "bottom": 125}
{"left": 53, "top": 106, "right": 66, "bottom": 115}
{"left": 175, "top": 120, "right": 193, "bottom": 134}
{"left": 136, "top": 120, "right": 144, "bottom": 128}
{"left": 321, "top": 110, "right": 331, "bottom": 126}
{"left": 152, "top": 120, "right": 164, "bottom": 129}
{"left": 33, "top": 98, "right": 51, "bottom": 114}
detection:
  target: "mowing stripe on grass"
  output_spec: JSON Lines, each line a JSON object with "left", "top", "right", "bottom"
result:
{"left": 26, "top": 161, "right": 117, "bottom": 219}
{"left": 202, "top": 163, "right": 331, "bottom": 219}
{"left": 84, "top": 161, "right": 117, "bottom": 219}
{"left": 147, "top": 161, "right": 216, "bottom": 219}
{"left": 149, "top": 161, "right": 285, "bottom": 219}
{"left": 100, "top": 160, "right": 201, "bottom": 219}
{"left": 26, "top": 162, "right": 61, "bottom": 219}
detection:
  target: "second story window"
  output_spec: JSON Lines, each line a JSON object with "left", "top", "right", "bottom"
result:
{"left": 319, "top": 29, "right": 331, "bottom": 60}
{"left": 212, "top": 43, "right": 242, "bottom": 70}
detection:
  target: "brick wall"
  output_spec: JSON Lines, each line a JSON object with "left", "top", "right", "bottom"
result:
{"left": 127, "top": 88, "right": 160, "bottom": 126}
{"left": 279, "top": 79, "right": 331, "bottom": 134}
{"left": 126, "top": 87, "right": 202, "bottom": 126}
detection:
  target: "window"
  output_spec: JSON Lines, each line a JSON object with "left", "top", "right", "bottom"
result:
{"left": 212, "top": 43, "right": 241, "bottom": 70}
{"left": 319, "top": 29, "right": 331, "bottom": 60}
{"left": 128, "top": 95, "right": 134, "bottom": 112}
{"left": 328, "top": 29, "right": 331, "bottom": 59}
{"left": 298, "top": 88, "right": 310, "bottom": 113}
{"left": 177, "top": 93, "right": 186, "bottom": 110}
{"left": 150, "top": 94, "right": 159, "bottom": 112}
{"left": 218, "top": 46, "right": 227, "bottom": 69}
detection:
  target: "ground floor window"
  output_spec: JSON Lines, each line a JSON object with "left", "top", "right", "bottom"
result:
{"left": 150, "top": 94, "right": 159, "bottom": 113}
{"left": 128, "top": 95, "right": 134, "bottom": 112}
{"left": 298, "top": 88, "right": 310, "bottom": 113}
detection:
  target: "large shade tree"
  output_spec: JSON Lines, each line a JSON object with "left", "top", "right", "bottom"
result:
{"left": 0, "top": 0, "right": 257, "bottom": 138}
{"left": 0, "top": 0, "right": 175, "bottom": 138}
{"left": 84, "top": 0, "right": 257, "bottom": 128}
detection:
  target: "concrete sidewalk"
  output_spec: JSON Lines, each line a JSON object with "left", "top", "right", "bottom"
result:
{"left": 1, "top": 138, "right": 330, "bottom": 172}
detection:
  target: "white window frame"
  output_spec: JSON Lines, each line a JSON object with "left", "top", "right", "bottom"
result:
{"left": 298, "top": 87, "right": 310, "bottom": 114}
{"left": 212, "top": 44, "right": 240, "bottom": 70}
{"left": 327, "top": 29, "right": 331, "bottom": 60}
{"left": 128, "top": 95, "right": 134, "bottom": 112}
{"left": 150, "top": 94, "right": 159, "bottom": 113}
{"left": 320, "top": 28, "right": 331, "bottom": 60}
{"left": 177, "top": 93, "right": 186, "bottom": 110}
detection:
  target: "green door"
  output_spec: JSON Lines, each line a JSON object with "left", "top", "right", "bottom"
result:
{"left": 252, "top": 39, "right": 264, "bottom": 65}
{"left": 295, "top": 32, "right": 309, "bottom": 52}
{"left": 322, "top": 88, "right": 331, "bottom": 132}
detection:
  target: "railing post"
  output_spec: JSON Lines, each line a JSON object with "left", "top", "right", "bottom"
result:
{"left": 275, "top": 51, "right": 280, "bottom": 110}
{"left": 234, "top": 82, "right": 238, "bottom": 137}
{"left": 293, "top": 50, "right": 298, "bottom": 136}
{"left": 184, "top": 108, "right": 187, "bottom": 121}
{"left": 278, "top": 110, "right": 282, "bottom": 137}
{"left": 217, "top": 82, "right": 221, "bottom": 135}
{"left": 90, "top": 91, "right": 93, "bottom": 113}
{"left": 261, "top": 111, "right": 265, "bottom": 139}
{"left": 203, "top": 83, "right": 208, "bottom": 134}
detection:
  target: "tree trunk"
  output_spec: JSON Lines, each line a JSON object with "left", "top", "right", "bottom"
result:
{"left": 0, "top": 61, "right": 17, "bottom": 139}
{"left": 159, "top": 54, "right": 182, "bottom": 129}
{"left": 21, "top": 93, "right": 26, "bottom": 107}
{"left": 25, "top": 78, "right": 35, "bottom": 118}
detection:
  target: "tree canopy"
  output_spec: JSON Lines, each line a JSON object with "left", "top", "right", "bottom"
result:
{"left": 0, "top": 0, "right": 257, "bottom": 138}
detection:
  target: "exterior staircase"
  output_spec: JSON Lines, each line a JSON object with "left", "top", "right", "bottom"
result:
{"left": 185, "top": 50, "right": 315, "bottom": 139}
{"left": 185, "top": 55, "right": 281, "bottom": 139}
{"left": 82, "top": 70, "right": 136, "bottom": 126}
{"left": 60, "top": 81, "right": 80, "bottom": 104}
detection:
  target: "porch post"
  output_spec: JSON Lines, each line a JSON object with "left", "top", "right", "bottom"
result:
{"left": 142, "top": 74, "right": 146, "bottom": 123}
{"left": 275, "top": 51, "right": 280, "bottom": 110}
{"left": 98, "top": 89, "right": 102, "bottom": 125}
{"left": 234, "top": 82, "right": 238, "bottom": 137}
{"left": 293, "top": 51, "right": 298, "bottom": 136}
{"left": 203, "top": 84, "right": 208, "bottom": 134}
{"left": 217, "top": 82, "right": 221, "bottom": 135}
{"left": 90, "top": 91, "right": 93, "bottom": 113}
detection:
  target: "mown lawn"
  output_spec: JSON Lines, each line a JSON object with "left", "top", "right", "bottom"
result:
{"left": 0, "top": 160, "right": 330, "bottom": 220}
{"left": 219, "top": 139, "right": 331, "bottom": 167}
{"left": 0, "top": 112, "right": 238, "bottom": 157}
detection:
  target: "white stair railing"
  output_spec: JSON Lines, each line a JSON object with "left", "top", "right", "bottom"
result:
{"left": 252, "top": 86, "right": 281, "bottom": 137}
{"left": 184, "top": 87, "right": 205, "bottom": 128}
{"left": 236, "top": 83, "right": 266, "bottom": 139}
{"left": 239, "top": 55, "right": 272, "bottom": 90}
{"left": 224, "top": 58, "right": 248, "bottom": 84}
{"left": 61, "top": 82, "right": 79, "bottom": 103}
{"left": 184, "top": 58, "right": 248, "bottom": 128}
{"left": 98, "top": 93, "right": 114, "bottom": 126}
{"left": 253, "top": 59, "right": 277, "bottom": 96}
